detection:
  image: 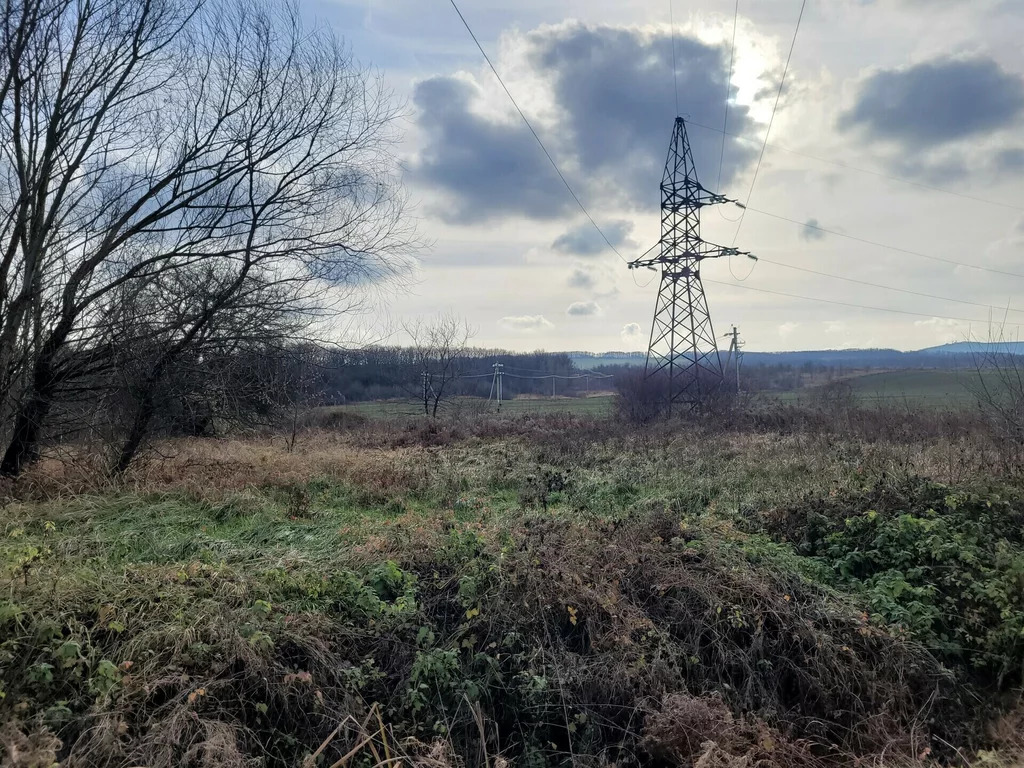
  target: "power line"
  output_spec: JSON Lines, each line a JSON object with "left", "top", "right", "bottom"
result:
{"left": 754, "top": 255, "right": 1024, "bottom": 315}
{"left": 446, "top": 0, "right": 629, "bottom": 266}
{"left": 744, "top": 205, "right": 1024, "bottom": 280}
{"left": 688, "top": 119, "right": 1024, "bottom": 213}
{"left": 732, "top": 0, "right": 807, "bottom": 245}
{"left": 704, "top": 278, "right": 1024, "bottom": 328}
{"left": 669, "top": 0, "right": 679, "bottom": 117}
{"left": 716, "top": 0, "right": 740, "bottom": 192}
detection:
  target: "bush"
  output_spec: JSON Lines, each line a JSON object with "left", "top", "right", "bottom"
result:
{"left": 766, "top": 478, "right": 1024, "bottom": 687}
{"left": 614, "top": 369, "right": 667, "bottom": 423}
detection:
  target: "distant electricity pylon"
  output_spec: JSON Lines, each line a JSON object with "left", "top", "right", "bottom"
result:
{"left": 629, "top": 117, "right": 755, "bottom": 413}
{"left": 723, "top": 325, "right": 744, "bottom": 394}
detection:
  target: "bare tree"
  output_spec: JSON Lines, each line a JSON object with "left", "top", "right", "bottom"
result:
{"left": 404, "top": 313, "right": 474, "bottom": 417}
{"left": 965, "top": 329, "right": 1024, "bottom": 472}
{"left": 0, "top": 0, "right": 413, "bottom": 476}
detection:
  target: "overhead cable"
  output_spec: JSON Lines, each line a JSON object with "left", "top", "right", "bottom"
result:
{"left": 447, "top": 0, "right": 632, "bottom": 268}
{"left": 732, "top": 0, "right": 807, "bottom": 245}
{"left": 704, "top": 278, "right": 1024, "bottom": 328}
{"left": 687, "top": 119, "right": 1024, "bottom": 213}
{"left": 754, "top": 255, "right": 1024, "bottom": 315}
{"left": 745, "top": 206, "right": 1024, "bottom": 280}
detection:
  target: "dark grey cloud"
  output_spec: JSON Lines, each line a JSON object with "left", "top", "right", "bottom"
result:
{"left": 566, "top": 300, "right": 601, "bottom": 316}
{"left": 993, "top": 147, "right": 1024, "bottom": 175}
{"left": 565, "top": 261, "right": 620, "bottom": 297}
{"left": 411, "top": 77, "right": 573, "bottom": 224}
{"left": 567, "top": 265, "right": 596, "bottom": 289}
{"left": 801, "top": 218, "right": 826, "bottom": 241}
{"left": 552, "top": 219, "right": 634, "bottom": 256}
{"left": 528, "top": 23, "right": 757, "bottom": 208}
{"left": 839, "top": 57, "right": 1024, "bottom": 147}
{"left": 411, "top": 23, "right": 758, "bottom": 224}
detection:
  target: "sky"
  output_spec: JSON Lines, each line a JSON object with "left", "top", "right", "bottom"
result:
{"left": 316, "top": 0, "right": 1024, "bottom": 353}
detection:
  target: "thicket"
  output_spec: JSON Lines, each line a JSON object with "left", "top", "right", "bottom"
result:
{"left": 3, "top": 410, "right": 1024, "bottom": 766}
{"left": 760, "top": 478, "right": 1024, "bottom": 688}
{"left": 0, "top": 500, "right": 979, "bottom": 767}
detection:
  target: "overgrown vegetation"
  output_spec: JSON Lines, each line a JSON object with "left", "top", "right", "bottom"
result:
{"left": 2, "top": 406, "right": 1024, "bottom": 766}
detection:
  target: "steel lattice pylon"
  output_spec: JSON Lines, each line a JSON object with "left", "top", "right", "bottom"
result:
{"left": 629, "top": 117, "right": 750, "bottom": 414}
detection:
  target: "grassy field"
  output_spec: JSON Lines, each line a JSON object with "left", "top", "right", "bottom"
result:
{"left": 2, "top": 408, "right": 1024, "bottom": 766}
{"left": 326, "top": 393, "right": 616, "bottom": 420}
{"left": 776, "top": 368, "right": 989, "bottom": 407}
{"left": 335, "top": 370, "right": 989, "bottom": 417}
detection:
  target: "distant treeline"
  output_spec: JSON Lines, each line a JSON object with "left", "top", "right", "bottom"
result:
{"left": 317, "top": 345, "right": 1024, "bottom": 403}
{"left": 318, "top": 347, "right": 608, "bottom": 403}
{"left": 572, "top": 347, "right": 1004, "bottom": 370}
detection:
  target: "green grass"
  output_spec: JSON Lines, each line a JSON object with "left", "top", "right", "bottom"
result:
{"left": 776, "top": 368, "right": 994, "bottom": 407}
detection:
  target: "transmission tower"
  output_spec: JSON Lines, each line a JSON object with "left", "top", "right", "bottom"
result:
{"left": 629, "top": 117, "right": 753, "bottom": 413}
{"left": 722, "top": 325, "right": 744, "bottom": 394}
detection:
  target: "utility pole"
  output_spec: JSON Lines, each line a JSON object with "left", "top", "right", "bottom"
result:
{"left": 551, "top": 375, "right": 556, "bottom": 397}
{"left": 629, "top": 117, "right": 756, "bottom": 414}
{"left": 421, "top": 370, "right": 429, "bottom": 415}
{"left": 492, "top": 361, "right": 504, "bottom": 411}
{"left": 722, "top": 325, "right": 744, "bottom": 394}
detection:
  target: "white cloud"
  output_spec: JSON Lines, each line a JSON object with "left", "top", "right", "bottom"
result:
{"left": 621, "top": 322, "right": 645, "bottom": 348}
{"left": 825, "top": 320, "right": 847, "bottom": 334}
{"left": 499, "top": 314, "right": 554, "bottom": 332}
{"left": 914, "top": 317, "right": 964, "bottom": 328}
{"left": 566, "top": 300, "right": 602, "bottom": 316}
{"left": 778, "top": 322, "right": 799, "bottom": 338}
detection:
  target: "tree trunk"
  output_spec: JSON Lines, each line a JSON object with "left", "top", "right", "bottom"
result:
{"left": 111, "top": 389, "right": 156, "bottom": 475}
{"left": 0, "top": 363, "right": 54, "bottom": 477}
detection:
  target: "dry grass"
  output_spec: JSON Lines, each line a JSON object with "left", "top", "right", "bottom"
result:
{"left": 4, "top": 409, "right": 1004, "bottom": 503}
{"left": 2, "top": 409, "right": 1023, "bottom": 767}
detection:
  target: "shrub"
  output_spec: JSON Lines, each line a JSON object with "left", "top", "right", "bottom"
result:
{"left": 613, "top": 369, "right": 667, "bottom": 424}
{"left": 767, "top": 478, "right": 1024, "bottom": 687}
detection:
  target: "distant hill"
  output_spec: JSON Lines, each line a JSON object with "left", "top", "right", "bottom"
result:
{"left": 570, "top": 343, "right": 1024, "bottom": 371}
{"left": 918, "top": 341, "right": 1024, "bottom": 356}
{"left": 569, "top": 351, "right": 645, "bottom": 369}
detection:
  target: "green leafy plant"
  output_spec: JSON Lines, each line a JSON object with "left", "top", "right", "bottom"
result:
{"left": 795, "top": 481, "right": 1024, "bottom": 685}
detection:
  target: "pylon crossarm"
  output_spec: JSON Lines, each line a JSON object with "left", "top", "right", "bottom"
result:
{"left": 694, "top": 181, "right": 738, "bottom": 206}
{"left": 695, "top": 241, "right": 748, "bottom": 260}
{"left": 663, "top": 188, "right": 736, "bottom": 209}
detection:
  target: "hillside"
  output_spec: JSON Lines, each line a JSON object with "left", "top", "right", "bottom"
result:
{"left": 571, "top": 342, "right": 1024, "bottom": 370}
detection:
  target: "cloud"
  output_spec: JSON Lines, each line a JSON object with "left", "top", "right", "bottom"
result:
{"left": 981, "top": 215, "right": 1024, "bottom": 277}
{"left": 567, "top": 265, "right": 597, "bottom": 290}
{"left": 886, "top": 153, "right": 969, "bottom": 185}
{"left": 499, "top": 314, "right": 554, "bottom": 332}
{"left": 410, "top": 22, "right": 758, "bottom": 223}
{"left": 801, "top": 218, "right": 826, "bottom": 241}
{"left": 914, "top": 317, "right": 963, "bottom": 329}
{"left": 566, "top": 261, "right": 620, "bottom": 297}
{"left": 566, "top": 300, "right": 601, "bottom": 316}
{"left": 825, "top": 320, "right": 847, "bottom": 334}
{"left": 621, "top": 322, "right": 645, "bottom": 347}
{"left": 553, "top": 219, "right": 634, "bottom": 256}
{"left": 409, "top": 76, "right": 573, "bottom": 224}
{"left": 839, "top": 57, "right": 1024, "bottom": 147}
{"left": 992, "top": 147, "right": 1024, "bottom": 175}
{"left": 778, "top": 321, "right": 799, "bottom": 338}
